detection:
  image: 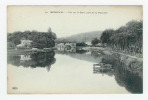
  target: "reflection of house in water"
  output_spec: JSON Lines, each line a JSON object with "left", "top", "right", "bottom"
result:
{"left": 56, "top": 42, "right": 76, "bottom": 52}
{"left": 17, "top": 40, "right": 32, "bottom": 48}
{"left": 20, "top": 55, "right": 32, "bottom": 61}
{"left": 8, "top": 51, "right": 56, "bottom": 72}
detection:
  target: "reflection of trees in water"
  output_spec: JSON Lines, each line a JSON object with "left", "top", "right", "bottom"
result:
{"left": 56, "top": 50, "right": 103, "bottom": 63}
{"left": 91, "top": 50, "right": 105, "bottom": 58}
{"left": 101, "top": 54, "right": 143, "bottom": 93}
{"left": 76, "top": 50, "right": 87, "bottom": 54}
{"left": 113, "top": 61, "right": 142, "bottom": 93}
{"left": 7, "top": 55, "right": 21, "bottom": 67}
{"left": 93, "top": 66, "right": 114, "bottom": 77}
{"left": 7, "top": 51, "right": 56, "bottom": 72}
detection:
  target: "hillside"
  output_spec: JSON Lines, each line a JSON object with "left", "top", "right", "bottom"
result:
{"left": 55, "top": 31, "right": 102, "bottom": 43}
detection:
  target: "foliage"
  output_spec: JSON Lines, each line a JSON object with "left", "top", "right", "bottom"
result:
{"left": 100, "top": 20, "right": 143, "bottom": 54}
{"left": 7, "top": 42, "right": 15, "bottom": 49}
{"left": 7, "top": 51, "right": 56, "bottom": 69}
{"left": 91, "top": 38, "right": 101, "bottom": 45}
{"left": 76, "top": 42, "right": 88, "bottom": 46}
{"left": 7, "top": 28, "right": 57, "bottom": 49}
{"left": 100, "top": 29, "right": 115, "bottom": 44}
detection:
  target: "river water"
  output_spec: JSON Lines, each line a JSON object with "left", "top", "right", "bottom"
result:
{"left": 7, "top": 50, "right": 142, "bottom": 94}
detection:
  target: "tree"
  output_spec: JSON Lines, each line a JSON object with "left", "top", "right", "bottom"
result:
{"left": 91, "top": 38, "right": 100, "bottom": 46}
{"left": 47, "top": 27, "right": 57, "bottom": 39}
{"left": 7, "top": 42, "right": 15, "bottom": 49}
{"left": 100, "top": 20, "right": 143, "bottom": 54}
{"left": 7, "top": 27, "right": 57, "bottom": 49}
{"left": 100, "top": 29, "right": 115, "bottom": 45}
{"left": 76, "top": 42, "right": 87, "bottom": 46}
{"left": 48, "top": 27, "right": 52, "bottom": 33}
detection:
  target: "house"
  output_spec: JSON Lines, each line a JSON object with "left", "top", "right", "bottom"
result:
{"left": 17, "top": 40, "right": 33, "bottom": 48}
{"left": 56, "top": 43, "right": 65, "bottom": 51}
{"left": 56, "top": 42, "right": 76, "bottom": 52}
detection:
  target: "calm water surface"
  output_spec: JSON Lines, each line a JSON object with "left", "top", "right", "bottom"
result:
{"left": 8, "top": 50, "right": 142, "bottom": 94}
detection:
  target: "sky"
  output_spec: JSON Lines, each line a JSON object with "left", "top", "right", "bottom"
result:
{"left": 7, "top": 6, "right": 142, "bottom": 38}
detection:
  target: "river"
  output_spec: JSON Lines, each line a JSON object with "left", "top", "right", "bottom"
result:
{"left": 7, "top": 50, "right": 143, "bottom": 94}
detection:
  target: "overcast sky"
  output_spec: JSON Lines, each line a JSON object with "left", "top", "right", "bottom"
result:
{"left": 7, "top": 6, "right": 142, "bottom": 38}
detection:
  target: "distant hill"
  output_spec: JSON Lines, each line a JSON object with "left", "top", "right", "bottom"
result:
{"left": 55, "top": 31, "right": 102, "bottom": 43}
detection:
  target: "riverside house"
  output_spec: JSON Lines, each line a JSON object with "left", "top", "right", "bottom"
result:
{"left": 56, "top": 42, "right": 76, "bottom": 52}
{"left": 17, "top": 40, "right": 33, "bottom": 48}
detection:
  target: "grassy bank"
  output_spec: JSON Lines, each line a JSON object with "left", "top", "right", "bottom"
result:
{"left": 7, "top": 47, "right": 57, "bottom": 55}
{"left": 85, "top": 46, "right": 143, "bottom": 61}
{"left": 102, "top": 53, "right": 143, "bottom": 77}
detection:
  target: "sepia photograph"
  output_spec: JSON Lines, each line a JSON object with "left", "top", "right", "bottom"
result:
{"left": 7, "top": 6, "right": 143, "bottom": 94}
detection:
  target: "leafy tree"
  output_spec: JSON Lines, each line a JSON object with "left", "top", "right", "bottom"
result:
{"left": 100, "top": 29, "right": 115, "bottom": 45}
{"left": 91, "top": 38, "right": 101, "bottom": 45}
{"left": 7, "top": 27, "right": 57, "bottom": 49}
{"left": 76, "top": 42, "right": 87, "bottom": 46}
{"left": 100, "top": 20, "right": 143, "bottom": 54}
{"left": 7, "top": 42, "right": 15, "bottom": 49}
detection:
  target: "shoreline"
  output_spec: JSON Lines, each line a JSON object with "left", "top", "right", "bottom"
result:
{"left": 82, "top": 46, "right": 143, "bottom": 61}
{"left": 7, "top": 47, "right": 57, "bottom": 55}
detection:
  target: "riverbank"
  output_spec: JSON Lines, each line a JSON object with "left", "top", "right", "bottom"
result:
{"left": 7, "top": 47, "right": 57, "bottom": 55}
{"left": 83, "top": 46, "right": 143, "bottom": 61}
{"left": 102, "top": 53, "right": 143, "bottom": 77}
{"left": 102, "top": 47, "right": 143, "bottom": 62}
{"left": 83, "top": 46, "right": 143, "bottom": 77}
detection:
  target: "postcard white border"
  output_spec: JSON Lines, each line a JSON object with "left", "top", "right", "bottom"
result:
{"left": 0, "top": 0, "right": 148, "bottom": 100}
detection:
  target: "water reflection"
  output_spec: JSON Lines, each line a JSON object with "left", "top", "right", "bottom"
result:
{"left": 93, "top": 63, "right": 114, "bottom": 77}
{"left": 91, "top": 50, "right": 105, "bottom": 58}
{"left": 57, "top": 47, "right": 143, "bottom": 93}
{"left": 8, "top": 47, "right": 143, "bottom": 94}
{"left": 56, "top": 49, "right": 103, "bottom": 63}
{"left": 93, "top": 53, "right": 143, "bottom": 93}
{"left": 8, "top": 51, "right": 56, "bottom": 72}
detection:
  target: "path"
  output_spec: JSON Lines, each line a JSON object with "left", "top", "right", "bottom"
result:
{"left": 110, "top": 50, "right": 143, "bottom": 61}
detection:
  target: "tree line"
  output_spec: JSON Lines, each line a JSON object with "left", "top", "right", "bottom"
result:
{"left": 92, "top": 20, "right": 143, "bottom": 54}
{"left": 7, "top": 28, "right": 57, "bottom": 49}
